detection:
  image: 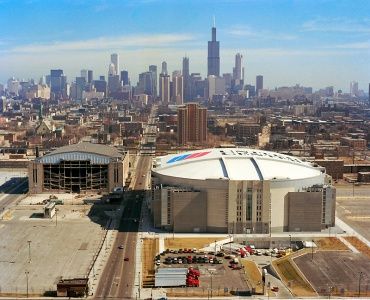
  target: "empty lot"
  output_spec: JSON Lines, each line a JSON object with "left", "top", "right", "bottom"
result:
{"left": 0, "top": 205, "right": 104, "bottom": 297}
{"left": 294, "top": 251, "right": 370, "bottom": 297}
{"left": 336, "top": 185, "right": 370, "bottom": 241}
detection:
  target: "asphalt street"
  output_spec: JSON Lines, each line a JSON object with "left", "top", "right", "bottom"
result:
{"left": 94, "top": 155, "right": 152, "bottom": 299}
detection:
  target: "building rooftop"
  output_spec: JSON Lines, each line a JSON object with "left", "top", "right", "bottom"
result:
{"left": 37, "top": 143, "right": 123, "bottom": 164}
{"left": 153, "top": 148, "right": 324, "bottom": 181}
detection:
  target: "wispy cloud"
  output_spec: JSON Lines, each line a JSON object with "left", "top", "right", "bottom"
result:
{"left": 227, "top": 25, "right": 297, "bottom": 41}
{"left": 322, "top": 41, "right": 370, "bottom": 49}
{"left": 302, "top": 17, "right": 370, "bottom": 33}
{"left": 223, "top": 47, "right": 366, "bottom": 58}
{"left": 6, "top": 34, "right": 197, "bottom": 54}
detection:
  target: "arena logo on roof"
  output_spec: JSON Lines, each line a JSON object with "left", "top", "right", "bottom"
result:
{"left": 167, "top": 151, "right": 211, "bottom": 164}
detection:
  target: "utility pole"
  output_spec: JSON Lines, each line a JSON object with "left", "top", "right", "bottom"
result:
{"left": 27, "top": 240, "right": 31, "bottom": 263}
{"left": 210, "top": 271, "right": 213, "bottom": 298}
{"left": 138, "top": 271, "right": 141, "bottom": 299}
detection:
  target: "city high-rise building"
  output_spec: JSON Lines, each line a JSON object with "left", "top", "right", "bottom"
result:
{"left": 206, "top": 75, "right": 225, "bottom": 100}
{"left": 182, "top": 56, "right": 190, "bottom": 101}
{"left": 350, "top": 81, "right": 358, "bottom": 97}
{"left": 172, "top": 71, "right": 183, "bottom": 105}
{"left": 50, "top": 69, "right": 66, "bottom": 99}
{"left": 189, "top": 73, "right": 206, "bottom": 99}
{"left": 0, "top": 96, "right": 6, "bottom": 112}
{"left": 110, "top": 53, "right": 119, "bottom": 75}
{"left": 137, "top": 72, "right": 154, "bottom": 96}
{"left": 7, "top": 77, "right": 20, "bottom": 96}
{"left": 178, "top": 103, "right": 207, "bottom": 145}
{"left": 368, "top": 83, "right": 370, "bottom": 104}
{"left": 93, "top": 78, "right": 107, "bottom": 96}
{"left": 233, "top": 53, "right": 243, "bottom": 81}
{"left": 75, "top": 76, "right": 86, "bottom": 100}
{"left": 108, "top": 63, "right": 116, "bottom": 76}
{"left": 87, "top": 70, "right": 93, "bottom": 83}
{"left": 149, "top": 65, "right": 158, "bottom": 97}
{"left": 256, "top": 75, "right": 263, "bottom": 96}
{"left": 81, "top": 70, "right": 88, "bottom": 81}
{"left": 108, "top": 75, "right": 121, "bottom": 94}
{"left": 223, "top": 73, "right": 232, "bottom": 90}
{"left": 159, "top": 73, "right": 170, "bottom": 104}
{"left": 161, "top": 61, "right": 168, "bottom": 75}
{"left": 207, "top": 23, "right": 220, "bottom": 76}
{"left": 121, "top": 70, "right": 129, "bottom": 86}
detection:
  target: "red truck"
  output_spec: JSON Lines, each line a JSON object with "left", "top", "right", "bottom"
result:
{"left": 188, "top": 267, "right": 200, "bottom": 277}
{"left": 186, "top": 276, "right": 199, "bottom": 287}
{"left": 186, "top": 267, "right": 200, "bottom": 287}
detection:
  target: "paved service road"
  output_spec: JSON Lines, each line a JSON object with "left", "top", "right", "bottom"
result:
{"left": 0, "top": 179, "right": 28, "bottom": 215}
{"left": 95, "top": 155, "right": 152, "bottom": 299}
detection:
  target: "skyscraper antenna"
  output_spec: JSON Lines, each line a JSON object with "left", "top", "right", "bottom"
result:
{"left": 213, "top": 15, "right": 216, "bottom": 27}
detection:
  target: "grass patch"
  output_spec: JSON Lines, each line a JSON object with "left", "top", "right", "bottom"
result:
{"left": 344, "top": 236, "right": 370, "bottom": 258}
{"left": 241, "top": 259, "right": 262, "bottom": 294}
{"left": 164, "top": 238, "right": 224, "bottom": 250}
{"left": 315, "top": 237, "right": 349, "bottom": 251}
{"left": 142, "top": 238, "right": 159, "bottom": 287}
{"left": 273, "top": 256, "right": 316, "bottom": 297}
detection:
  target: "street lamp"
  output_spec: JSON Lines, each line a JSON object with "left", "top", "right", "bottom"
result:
{"left": 206, "top": 269, "right": 214, "bottom": 298}
{"left": 27, "top": 240, "right": 31, "bottom": 263}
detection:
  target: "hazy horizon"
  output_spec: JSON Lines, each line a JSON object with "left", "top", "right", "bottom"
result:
{"left": 1, "top": 0, "right": 369, "bottom": 91}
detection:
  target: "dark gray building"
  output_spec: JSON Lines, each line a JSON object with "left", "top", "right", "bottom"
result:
{"left": 87, "top": 70, "right": 93, "bottom": 83}
{"left": 108, "top": 74, "right": 121, "bottom": 94}
{"left": 182, "top": 57, "right": 190, "bottom": 101}
{"left": 93, "top": 79, "right": 107, "bottom": 95}
{"left": 121, "top": 70, "right": 129, "bottom": 86}
{"left": 50, "top": 69, "right": 66, "bottom": 99}
{"left": 256, "top": 75, "right": 263, "bottom": 96}
{"left": 207, "top": 26, "right": 220, "bottom": 77}
{"left": 149, "top": 65, "right": 157, "bottom": 97}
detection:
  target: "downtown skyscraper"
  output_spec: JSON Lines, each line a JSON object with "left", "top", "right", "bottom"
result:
{"left": 207, "top": 24, "right": 220, "bottom": 77}
{"left": 233, "top": 53, "right": 243, "bottom": 81}
{"left": 110, "top": 53, "right": 119, "bottom": 75}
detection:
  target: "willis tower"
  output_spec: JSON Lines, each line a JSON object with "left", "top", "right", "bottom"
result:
{"left": 207, "top": 20, "right": 220, "bottom": 77}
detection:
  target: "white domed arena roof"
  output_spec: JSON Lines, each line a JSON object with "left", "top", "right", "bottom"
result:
{"left": 152, "top": 148, "right": 323, "bottom": 181}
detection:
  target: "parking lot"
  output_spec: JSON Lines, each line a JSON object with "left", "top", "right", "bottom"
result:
{"left": 336, "top": 195, "right": 370, "bottom": 241}
{"left": 0, "top": 203, "right": 106, "bottom": 296}
{"left": 294, "top": 251, "right": 370, "bottom": 297}
{"left": 156, "top": 248, "right": 252, "bottom": 296}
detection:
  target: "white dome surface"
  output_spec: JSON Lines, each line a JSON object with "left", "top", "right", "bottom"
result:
{"left": 153, "top": 148, "right": 323, "bottom": 181}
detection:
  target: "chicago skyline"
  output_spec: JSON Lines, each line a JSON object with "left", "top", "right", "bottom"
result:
{"left": 0, "top": 0, "right": 369, "bottom": 91}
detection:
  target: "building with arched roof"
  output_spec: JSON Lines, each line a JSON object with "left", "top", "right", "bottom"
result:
{"left": 151, "top": 148, "right": 336, "bottom": 233}
{"left": 29, "top": 143, "right": 128, "bottom": 194}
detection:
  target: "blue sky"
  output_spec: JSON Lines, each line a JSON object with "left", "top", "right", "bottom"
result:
{"left": 0, "top": 0, "right": 369, "bottom": 91}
